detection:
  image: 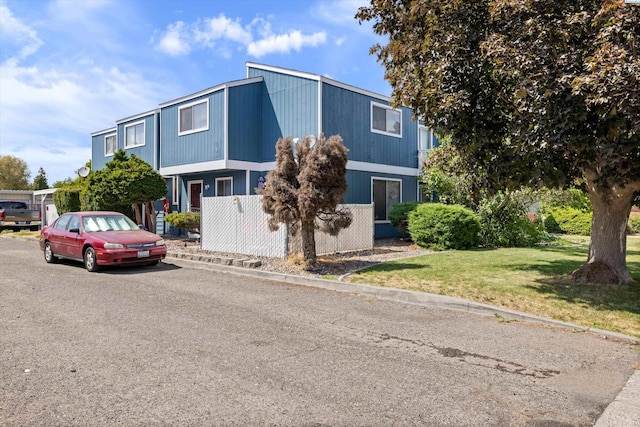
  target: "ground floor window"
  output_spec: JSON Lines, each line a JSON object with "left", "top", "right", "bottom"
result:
{"left": 216, "top": 177, "right": 233, "bottom": 196}
{"left": 372, "top": 178, "right": 401, "bottom": 221}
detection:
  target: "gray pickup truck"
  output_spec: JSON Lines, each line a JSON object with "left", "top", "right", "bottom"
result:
{"left": 0, "top": 200, "right": 41, "bottom": 231}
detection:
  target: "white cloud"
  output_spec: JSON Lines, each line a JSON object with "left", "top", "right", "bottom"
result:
{"left": 157, "top": 21, "right": 191, "bottom": 56}
{"left": 196, "top": 14, "right": 252, "bottom": 46}
{"left": 247, "top": 31, "right": 326, "bottom": 58}
{"left": 0, "top": 4, "right": 43, "bottom": 61}
{"left": 154, "top": 13, "right": 327, "bottom": 59}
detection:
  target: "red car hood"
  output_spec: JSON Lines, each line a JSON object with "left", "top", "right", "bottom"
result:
{"left": 90, "top": 230, "right": 161, "bottom": 245}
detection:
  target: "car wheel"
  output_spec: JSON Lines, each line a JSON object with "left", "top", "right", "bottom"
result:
{"left": 84, "top": 247, "right": 100, "bottom": 272}
{"left": 44, "top": 242, "right": 57, "bottom": 264}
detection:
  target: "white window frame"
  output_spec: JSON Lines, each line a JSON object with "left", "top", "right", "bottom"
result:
{"left": 124, "top": 120, "right": 145, "bottom": 148}
{"left": 172, "top": 176, "right": 179, "bottom": 206}
{"left": 418, "top": 125, "right": 434, "bottom": 152}
{"left": 371, "top": 177, "right": 402, "bottom": 223}
{"left": 178, "top": 99, "right": 209, "bottom": 136}
{"left": 371, "top": 101, "right": 402, "bottom": 138}
{"left": 104, "top": 133, "right": 117, "bottom": 157}
{"left": 215, "top": 177, "right": 233, "bottom": 196}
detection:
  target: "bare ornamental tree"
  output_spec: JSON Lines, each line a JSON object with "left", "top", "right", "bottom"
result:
{"left": 262, "top": 134, "right": 353, "bottom": 265}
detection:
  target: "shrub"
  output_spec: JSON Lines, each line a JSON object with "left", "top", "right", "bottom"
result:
{"left": 628, "top": 216, "right": 640, "bottom": 234}
{"left": 477, "top": 191, "right": 545, "bottom": 247}
{"left": 542, "top": 212, "right": 563, "bottom": 233}
{"left": 551, "top": 207, "right": 592, "bottom": 236}
{"left": 52, "top": 188, "right": 82, "bottom": 214}
{"left": 408, "top": 203, "right": 480, "bottom": 250}
{"left": 165, "top": 211, "right": 200, "bottom": 233}
{"left": 388, "top": 201, "right": 422, "bottom": 237}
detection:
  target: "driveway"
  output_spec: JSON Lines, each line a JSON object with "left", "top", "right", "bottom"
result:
{"left": 1, "top": 237, "right": 638, "bottom": 426}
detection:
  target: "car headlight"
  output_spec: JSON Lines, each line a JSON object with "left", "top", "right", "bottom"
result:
{"left": 104, "top": 242, "right": 124, "bottom": 249}
{"left": 155, "top": 239, "right": 165, "bottom": 246}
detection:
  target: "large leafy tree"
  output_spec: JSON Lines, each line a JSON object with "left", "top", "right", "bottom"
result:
{"left": 32, "top": 167, "right": 49, "bottom": 190}
{"left": 357, "top": 0, "right": 640, "bottom": 285}
{"left": 84, "top": 151, "right": 167, "bottom": 230}
{"left": 262, "top": 134, "right": 352, "bottom": 265}
{"left": 0, "top": 155, "right": 31, "bottom": 190}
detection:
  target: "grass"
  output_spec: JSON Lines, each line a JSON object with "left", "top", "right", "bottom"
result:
{"left": 347, "top": 235, "right": 640, "bottom": 338}
{"left": 0, "top": 230, "right": 40, "bottom": 238}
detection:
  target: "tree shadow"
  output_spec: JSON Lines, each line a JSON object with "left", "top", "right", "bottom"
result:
{"left": 516, "top": 257, "right": 640, "bottom": 315}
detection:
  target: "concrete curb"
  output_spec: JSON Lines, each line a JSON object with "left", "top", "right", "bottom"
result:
{"left": 164, "top": 255, "right": 640, "bottom": 344}
{"left": 595, "top": 370, "right": 640, "bottom": 427}
{"left": 166, "top": 255, "right": 640, "bottom": 427}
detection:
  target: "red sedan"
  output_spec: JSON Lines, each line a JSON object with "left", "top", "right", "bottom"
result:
{"left": 39, "top": 211, "right": 166, "bottom": 272}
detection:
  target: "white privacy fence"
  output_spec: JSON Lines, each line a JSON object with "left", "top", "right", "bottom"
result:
{"left": 200, "top": 195, "right": 373, "bottom": 258}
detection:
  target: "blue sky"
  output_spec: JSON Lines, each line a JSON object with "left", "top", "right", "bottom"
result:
{"left": 0, "top": 0, "right": 388, "bottom": 185}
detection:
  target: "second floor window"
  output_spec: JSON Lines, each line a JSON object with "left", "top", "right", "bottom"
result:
{"left": 105, "top": 133, "right": 116, "bottom": 156}
{"left": 179, "top": 100, "right": 208, "bottom": 135}
{"left": 125, "top": 122, "right": 145, "bottom": 148}
{"left": 371, "top": 102, "right": 402, "bottom": 137}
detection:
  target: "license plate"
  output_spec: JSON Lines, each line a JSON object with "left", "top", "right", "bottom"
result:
{"left": 16, "top": 221, "right": 30, "bottom": 225}
{"left": 137, "top": 250, "right": 150, "bottom": 258}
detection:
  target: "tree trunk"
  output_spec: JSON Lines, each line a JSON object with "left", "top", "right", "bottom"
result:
{"left": 571, "top": 176, "right": 636, "bottom": 285}
{"left": 145, "top": 201, "right": 156, "bottom": 233}
{"left": 300, "top": 218, "right": 317, "bottom": 266}
{"left": 133, "top": 204, "right": 142, "bottom": 225}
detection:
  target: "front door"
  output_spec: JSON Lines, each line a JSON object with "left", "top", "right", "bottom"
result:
{"left": 188, "top": 180, "right": 203, "bottom": 212}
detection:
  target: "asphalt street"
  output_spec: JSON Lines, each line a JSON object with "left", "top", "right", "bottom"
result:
{"left": 1, "top": 237, "right": 638, "bottom": 426}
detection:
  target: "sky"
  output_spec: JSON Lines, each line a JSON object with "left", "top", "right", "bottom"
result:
{"left": 0, "top": 0, "right": 389, "bottom": 186}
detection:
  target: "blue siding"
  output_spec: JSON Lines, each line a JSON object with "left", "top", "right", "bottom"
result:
{"left": 344, "top": 170, "right": 419, "bottom": 238}
{"left": 248, "top": 68, "right": 318, "bottom": 162}
{"left": 322, "top": 83, "right": 418, "bottom": 169}
{"left": 118, "top": 114, "right": 157, "bottom": 167}
{"left": 91, "top": 131, "right": 114, "bottom": 171}
{"left": 228, "top": 82, "right": 262, "bottom": 162}
{"left": 160, "top": 91, "right": 225, "bottom": 168}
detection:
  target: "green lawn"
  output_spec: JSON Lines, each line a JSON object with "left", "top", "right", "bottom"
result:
{"left": 347, "top": 235, "right": 640, "bottom": 338}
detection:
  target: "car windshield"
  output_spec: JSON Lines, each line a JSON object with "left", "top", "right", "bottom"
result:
{"left": 82, "top": 215, "right": 139, "bottom": 232}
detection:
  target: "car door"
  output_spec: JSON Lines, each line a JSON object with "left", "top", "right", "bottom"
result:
{"left": 64, "top": 214, "right": 84, "bottom": 260}
{"left": 48, "top": 214, "right": 71, "bottom": 256}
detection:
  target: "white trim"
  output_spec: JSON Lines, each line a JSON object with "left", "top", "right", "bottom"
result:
{"left": 347, "top": 160, "right": 419, "bottom": 176}
{"left": 215, "top": 177, "right": 233, "bottom": 196}
{"left": 371, "top": 176, "right": 403, "bottom": 223}
{"left": 160, "top": 159, "right": 418, "bottom": 179}
{"left": 161, "top": 84, "right": 224, "bottom": 108}
{"left": 172, "top": 176, "right": 179, "bottom": 205}
{"left": 116, "top": 109, "right": 158, "bottom": 125}
{"left": 321, "top": 77, "right": 391, "bottom": 103}
{"left": 104, "top": 132, "right": 117, "bottom": 157}
{"left": 124, "top": 120, "right": 145, "bottom": 149}
{"left": 178, "top": 98, "right": 209, "bottom": 136}
{"left": 246, "top": 61, "right": 392, "bottom": 102}
{"left": 91, "top": 127, "right": 116, "bottom": 137}
{"left": 371, "top": 101, "right": 402, "bottom": 138}
{"left": 224, "top": 87, "right": 228, "bottom": 161}
{"left": 227, "top": 76, "right": 263, "bottom": 88}
{"left": 187, "top": 180, "right": 203, "bottom": 212}
{"left": 153, "top": 112, "right": 157, "bottom": 170}
{"left": 159, "top": 77, "right": 262, "bottom": 109}
{"left": 318, "top": 78, "right": 323, "bottom": 135}
{"left": 246, "top": 62, "right": 321, "bottom": 82}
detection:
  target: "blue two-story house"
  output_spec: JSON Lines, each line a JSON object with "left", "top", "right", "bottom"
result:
{"left": 91, "top": 63, "right": 438, "bottom": 238}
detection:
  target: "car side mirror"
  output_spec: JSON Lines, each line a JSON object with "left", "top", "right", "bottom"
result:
{"left": 69, "top": 228, "right": 80, "bottom": 234}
